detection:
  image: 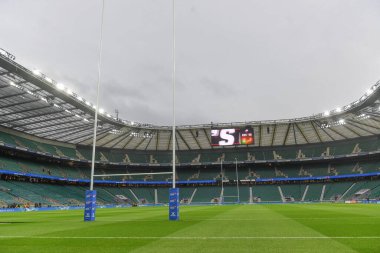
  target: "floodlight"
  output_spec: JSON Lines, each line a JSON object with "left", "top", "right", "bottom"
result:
{"left": 56, "top": 83, "right": 65, "bottom": 90}
{"left": 77, "top": 96, "right": 83, "bottom": 102}
{"left": 323, "top": 111, "right": 330, "bottom": 116}
{"left": 366, "top": 89, "right": 374, "bottom": 95}
{"left": 339, "top": 119, "right": 345, "bottom": 124}
{"left": 32, "top": 69, "right": 41, "bottom": 76}
{"left": 99, "top": 108, "right": 105, "bottom": 114}
{"left": 336, "top": 107, "right": 342, "bottom": 113}
{"left": 45, "top": 77, "right": 52, "bottom": 83}
{"left": 66, "top": 89, "right": 73, "bottom": 95}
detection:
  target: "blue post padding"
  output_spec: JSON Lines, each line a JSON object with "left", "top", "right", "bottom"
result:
{"left": 84, "top": 190, "right": 97, "bottom": 221}
{"left": 169, "top": 188, "right": 179, "bottom": 221}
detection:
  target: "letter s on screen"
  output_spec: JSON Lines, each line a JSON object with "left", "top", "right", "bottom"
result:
{"left": 219, "top": 129, "right": 235, "bottom": 145}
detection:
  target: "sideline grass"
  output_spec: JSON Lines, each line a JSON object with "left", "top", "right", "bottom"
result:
{"left": 0, "top": 203, "right": 379, "bottom": 252}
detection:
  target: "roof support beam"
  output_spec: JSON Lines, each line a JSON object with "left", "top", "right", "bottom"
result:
{"left": 167, "top": 130, "right": 172, "bottom": 151}
{"left": 62, "top": 126, "right": 113, "bottom": 143}
{"left": 366, "top": 112, "right": 380, "bottom": 118}
{"left": 283, "top": 124, "right": 291, "bottom": 146}
{"left": 292, "top": 123, "right": 297, "bottom": 145}
{"left": 311, "top": 121, "right": 322, "bottom": 142}
{"left": 0, "top": 91, "right": 26, "bottom": 99}
{"left": 16, "top": 114, "right": 74, "bottom": 128}
{"left": 134, "top": 136, "right": 148, "bottom": 150}
{"left": 348, "top": 118, "right": 380, "bottom": 131}
{"left": 175, "top": 130, "right": 180, "bottom": 152}
{"left": 103, "top": 130, "right": 133, "bottom": 148}
{"left": 122, "top": 136, "right": 135, "bottom": 149}
{"left": 366, "top": 114, "right": 380, "bottom": 124}
{"left": 0, "top": 109, "right": 65, "bottom": 125}
{"left": 0, "top": 104, "right": 52, "bottom": 117}
{"left": 270, "top": 124, "right": 277, "bottom": 146}
{"left": 341, "top": 124, "right": 362, "bottom": 137}
{"left": 203, "top": 128, "right": 212, "bottom": 148}
{"left": 55, "top": 126, "right": 95, "bottom": 141}
{"left": 176, "top": 130, "right": 190, "bottom": 150}
{"left": 75, "top": 129, "right": 115, "bottom": 145}
{"left": 75, "top": 122, "right": 114, "bottom": 143}
{"left": 29, "top": 118, "right": 85, "bottom": 134}
{"left": 0, "top": 98, "right": 39, "bottom": 109}
{"left": 258, "top": 125, "right": 262, "bottom": 147}
{"left": 94, "top": 131, "right": 115, "bottom": 144}
{"left": 108, "top": 133, "right": 132, "bottom": 149}
{"left": 189, "top": 129, "right": 201, "bottom": 149}
{"left": 314, "top": 121, "right": 336, "bottom": 141}
{"left": 155, "top": 130, "right": 160, "bottom": 151}
{"left": 346, "top": 120, "right": 376, "bottom": 135}
{"left": 294, "top": 123, "right": 309, "bottom": 144}
{"left": 77, "top": 131, "right": 110, "bottom": 144}
{"left": 143, "top": 132, "right": 154, "bottom": 150}
{"left": 326, "top": 126, "right": 348, "bottom": 139}
{"left": 36, "top": 123, "right": 90, "bottom": 137}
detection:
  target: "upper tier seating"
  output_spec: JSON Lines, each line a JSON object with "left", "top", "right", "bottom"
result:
{"left": 0, "top": 130, "right": 378, "bottom": 164}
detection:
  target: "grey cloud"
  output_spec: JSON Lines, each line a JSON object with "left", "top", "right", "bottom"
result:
{"left": 1, "top": 0, "right": 380, "bottom": 125}
{"left": 200, "top": 77, "right": 238, "bottom": 96}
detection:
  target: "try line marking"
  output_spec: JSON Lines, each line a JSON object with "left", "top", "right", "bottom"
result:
{"left": 0, "top": 236, "right": 379, "bottom": 240}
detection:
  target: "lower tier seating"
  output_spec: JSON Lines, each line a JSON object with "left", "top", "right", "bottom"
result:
{"left": 1, "top": 179, "right": 379, "bottom": 208}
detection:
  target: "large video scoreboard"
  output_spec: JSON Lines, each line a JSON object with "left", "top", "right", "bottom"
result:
{"left": 211, "top": 127, "right": 254, "bottom": 146}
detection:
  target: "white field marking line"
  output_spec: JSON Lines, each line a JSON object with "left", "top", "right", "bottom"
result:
{"left": 201, "top": 217, "right": 380, "bottom": 220}
{"left": 95, "top": 217, "right": 380, "bottom": 222}
{"left": 0, "top": 236, "right": 379, "bottom": 240}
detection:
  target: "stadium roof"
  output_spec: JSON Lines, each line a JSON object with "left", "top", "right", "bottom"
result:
{"left": 0, "top": 51, "right": 380, "bottom": 151}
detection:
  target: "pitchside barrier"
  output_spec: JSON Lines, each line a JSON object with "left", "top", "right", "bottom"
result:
{"left": 0, "top": 169, "right": 377, "bottom": 186}
{"left": 1, "top": 201, "right": 380, "bottom": 214}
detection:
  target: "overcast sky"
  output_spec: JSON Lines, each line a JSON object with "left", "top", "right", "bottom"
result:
{"left": 1, "top": 0, "right": 380, "bottom": 126}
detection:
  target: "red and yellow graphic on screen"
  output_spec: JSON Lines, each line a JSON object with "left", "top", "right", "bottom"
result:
{"left": 240, "top": 128, "right": 254, "bottom": 145}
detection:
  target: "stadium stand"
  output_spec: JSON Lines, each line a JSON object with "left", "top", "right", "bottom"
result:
{"left": 1, "top": 52, "right": 380, "bottom": 207}
{"left": 252, "top": 184, "right": 282, "bottom": 202}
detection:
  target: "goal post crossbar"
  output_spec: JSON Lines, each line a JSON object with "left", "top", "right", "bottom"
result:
{"left": 93, "top": 172, "right": 173, "bottom": 177}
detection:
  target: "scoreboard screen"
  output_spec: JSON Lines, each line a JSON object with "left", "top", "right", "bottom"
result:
{"left": 211, "top": 127, "right": 254, "bottom": 146}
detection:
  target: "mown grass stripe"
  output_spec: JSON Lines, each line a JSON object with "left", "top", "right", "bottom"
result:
{"left": 0, "top": 236, "right": 380, "bottom": 239}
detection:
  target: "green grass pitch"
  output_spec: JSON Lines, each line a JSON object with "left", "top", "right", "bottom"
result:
{"left": 0, "top": 203, "right": 379, "bottom": 253}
